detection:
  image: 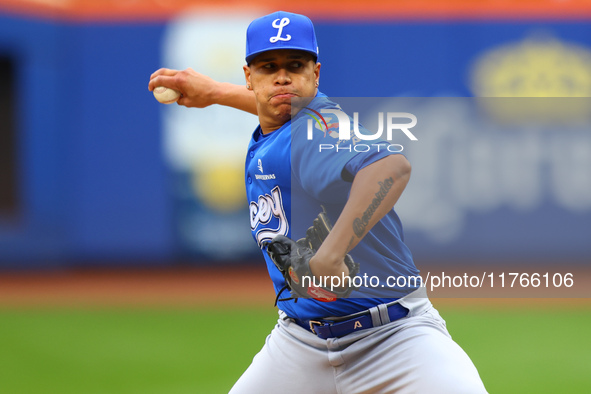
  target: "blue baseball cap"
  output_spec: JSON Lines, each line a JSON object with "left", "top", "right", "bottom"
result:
{"left": 245, "top": 11, "right": 319, "bottom": 64}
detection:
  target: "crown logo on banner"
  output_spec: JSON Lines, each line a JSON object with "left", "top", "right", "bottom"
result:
{"left": 470, "top": 34, "right": 591, "bottom": 123}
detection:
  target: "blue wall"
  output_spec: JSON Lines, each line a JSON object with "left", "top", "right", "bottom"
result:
{"left": 0, "top": 16, "right": 172, "bottom": 267}
{"left": 1, "top": 13, "right": 590, "bottom": 268}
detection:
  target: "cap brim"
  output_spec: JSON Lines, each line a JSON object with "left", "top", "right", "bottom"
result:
{"left": 246, "top": 47, "right": 318, "bottom": 64}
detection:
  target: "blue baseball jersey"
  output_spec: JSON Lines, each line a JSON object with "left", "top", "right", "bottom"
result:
{"left": 245, "top": 92, "right": 420, "bottom": 321}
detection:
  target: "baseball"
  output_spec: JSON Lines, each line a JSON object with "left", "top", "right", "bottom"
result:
{"left": 153, "top": 86, "right": 181, "bottom": 104}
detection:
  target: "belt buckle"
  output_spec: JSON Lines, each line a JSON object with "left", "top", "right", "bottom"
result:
{"left": 309, "top": 320, "right": 323, "bottom": 334}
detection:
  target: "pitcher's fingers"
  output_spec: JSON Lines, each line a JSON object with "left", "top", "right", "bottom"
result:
{"left": 176, "top": 94, "right": 191, "bottom": 107}
{"left": 150, "top": 68, "right": 177, "bottom": 80}
{"left": 148, "top": 74, "right": 180, "bottom": 92}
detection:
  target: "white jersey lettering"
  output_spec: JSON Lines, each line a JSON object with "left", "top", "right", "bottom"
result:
{"left": 249, "top": 186, "right": 289, "bottom": 246}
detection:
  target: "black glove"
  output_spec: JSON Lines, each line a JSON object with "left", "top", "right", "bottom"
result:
{"left": 267, "top": 210, "right": 360, "bottom": 302}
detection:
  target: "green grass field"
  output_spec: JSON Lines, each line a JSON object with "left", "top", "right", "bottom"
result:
{"left": 0, "top": 305, "right": 589, "bottom": 393}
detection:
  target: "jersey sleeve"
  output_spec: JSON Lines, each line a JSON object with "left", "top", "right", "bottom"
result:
{"left": 341, "top": 143, "right": 399, "bottom": 182}
{"left": 290, "top": 101, "right": 403, "bottom": 203}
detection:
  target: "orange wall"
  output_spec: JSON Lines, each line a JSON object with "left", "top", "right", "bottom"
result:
{"left": 1, "top": 0, "right": 591, "bottom": 22}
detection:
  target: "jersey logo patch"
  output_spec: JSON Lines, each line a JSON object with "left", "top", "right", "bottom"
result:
{"left": 354, "top": 321, "right": 363, "bottom": 329}
{"left": 250, "top": 186, "right": 289, "bottom": 246}
{"left": 270, "top": 17, "right": 291, "bottom": 43}
{"left": 255, "top": 159, "right": 276, "bottom": 180}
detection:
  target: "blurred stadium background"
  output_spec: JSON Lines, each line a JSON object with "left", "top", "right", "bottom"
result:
{"left": 0, "top": 0, "right": 590, "bottom": 393}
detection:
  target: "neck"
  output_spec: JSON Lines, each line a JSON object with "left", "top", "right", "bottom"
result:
{"left": 260, "top": 115, "right": 289, "bottom": 135}
{"left": 260, "top": 123, "right": 285, "bottom": 135}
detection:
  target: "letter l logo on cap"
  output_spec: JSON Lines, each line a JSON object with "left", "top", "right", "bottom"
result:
{"left": 270, "top": 17, "right": 291, "bottom": 43}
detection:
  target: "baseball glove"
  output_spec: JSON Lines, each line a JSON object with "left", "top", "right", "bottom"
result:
{"left": 266, "top": 210, "right": 360, "bottom": 302}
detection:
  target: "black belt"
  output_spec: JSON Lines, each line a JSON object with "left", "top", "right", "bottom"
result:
{"left": 293, "top": 302, "right": 409, "bottom": 340}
